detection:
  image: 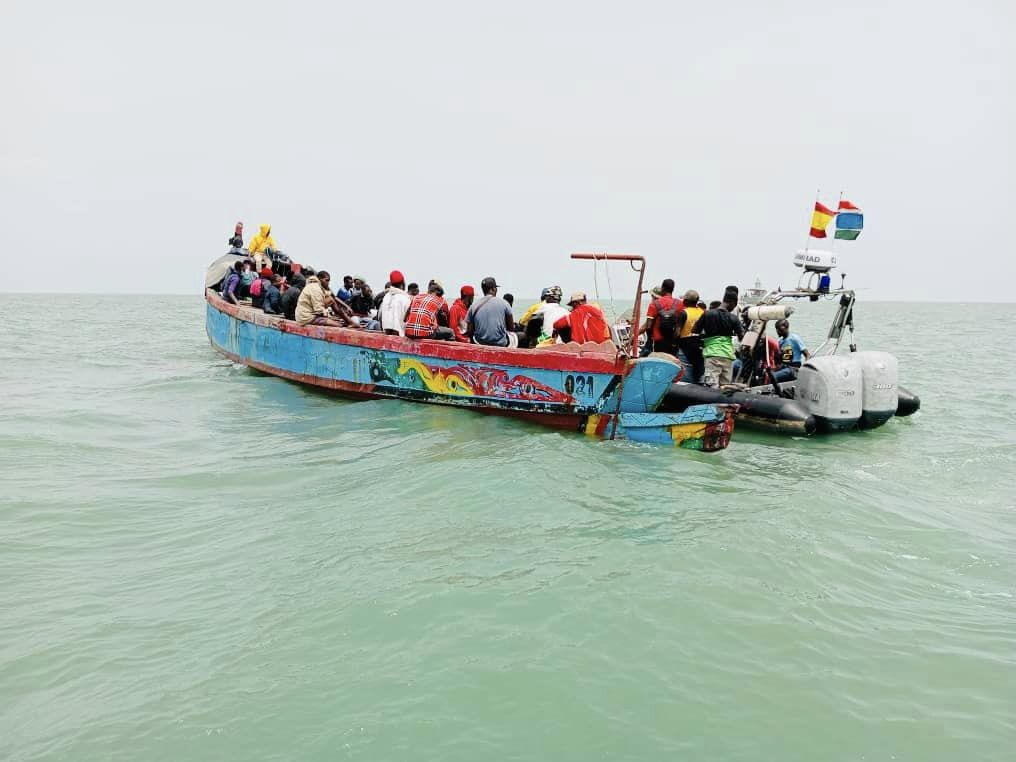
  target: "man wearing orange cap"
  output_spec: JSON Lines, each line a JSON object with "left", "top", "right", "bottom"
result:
{"left": 378, "top": 269, "right": 412, "bottom": 336}
{"left": 449, "top": 285, "right": 475, "bottom": 343}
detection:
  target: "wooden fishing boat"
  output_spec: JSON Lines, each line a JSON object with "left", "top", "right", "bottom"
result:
{"left": 205, "top": 253, "right": 735, "bottom": 451}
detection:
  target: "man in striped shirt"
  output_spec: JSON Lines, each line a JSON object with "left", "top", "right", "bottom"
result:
{"left": 405, "top": 281, "right": 455, "bottom": 340}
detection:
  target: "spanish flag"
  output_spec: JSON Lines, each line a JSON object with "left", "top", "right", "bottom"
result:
{"left": 809, "top": 201, "right": 836, "bottom": 238}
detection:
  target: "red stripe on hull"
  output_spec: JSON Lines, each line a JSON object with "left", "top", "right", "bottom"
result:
{"left": 206, "top": 290, "right": 624, "bottom": 375}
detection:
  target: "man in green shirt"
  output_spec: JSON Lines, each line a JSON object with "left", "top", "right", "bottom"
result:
{"left": 693, "top": 296, "right": 744, "bottom": 387}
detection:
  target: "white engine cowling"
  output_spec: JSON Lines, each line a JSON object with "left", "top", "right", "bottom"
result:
{"left": 796, "top": 355, "right": 862, "bottom": 432}
{"left": 745, "top": 304, "right": 794, "bottom": 322}
{"left": 856, "top": 350, "right": 899, "bottom": 429}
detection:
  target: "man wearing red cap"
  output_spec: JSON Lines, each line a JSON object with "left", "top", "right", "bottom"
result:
{"left": 378, "top": 269, "right": 412, "bottom": 336}
{"left": 449, "top": 285, "right": 475, "bottom": 343}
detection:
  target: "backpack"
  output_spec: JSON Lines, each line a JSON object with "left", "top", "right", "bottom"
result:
{"left": 249, "top": 277, "right": 264, "bottom": 297}
{"left": 653, "top": 298, "right": 681, "bottom": 340}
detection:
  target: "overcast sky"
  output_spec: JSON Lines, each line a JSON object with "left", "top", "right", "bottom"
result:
{"left": 2, "top": 0, "right": 1012, "bottom": 300}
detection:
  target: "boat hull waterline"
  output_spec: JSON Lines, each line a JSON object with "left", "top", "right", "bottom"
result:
{"left": 205, "top": 292, "right": 735, "bottom": 451}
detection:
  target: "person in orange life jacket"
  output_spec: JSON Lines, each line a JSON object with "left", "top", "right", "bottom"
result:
{"left": 405, "top": 281, "right": 455, "bottom": 340}
{"left": 449, "top": 285, "right": 474, "bottom": 342}
{"left": 640, "top": 278, "right": 682, "bottom": 355}
{"left": 553, "top": 292, "right": 611, "bottom": 344}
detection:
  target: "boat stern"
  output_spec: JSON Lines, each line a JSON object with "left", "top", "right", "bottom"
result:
{"left": 582, "top": 404, "right": 736, "bottom": 452}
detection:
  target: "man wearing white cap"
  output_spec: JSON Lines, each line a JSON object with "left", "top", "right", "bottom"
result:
{"left": 553, "top": 292, "right": 611, "bottom": 344}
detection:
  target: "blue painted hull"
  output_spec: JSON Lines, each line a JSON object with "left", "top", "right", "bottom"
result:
{"left": 205, "top": 291, "right": 735, "bottom": 449}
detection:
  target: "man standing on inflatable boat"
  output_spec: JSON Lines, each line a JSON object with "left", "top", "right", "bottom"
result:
{"left": 695, "top": 294, "right": 744, "bottom": 387}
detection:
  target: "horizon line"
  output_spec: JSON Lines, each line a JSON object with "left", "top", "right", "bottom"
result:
{"left": 1, "top": 291, "right": 1014, "bottom": 304}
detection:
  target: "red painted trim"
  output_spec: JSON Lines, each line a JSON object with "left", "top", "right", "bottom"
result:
{"left": 814, "top": 201, "right": 836, "bottom": 216}
{"left": 207, "top": 290, "right": 626, "bottom": 374}
{"left": 210, "top": 342, "right": 586, "bottom": 431}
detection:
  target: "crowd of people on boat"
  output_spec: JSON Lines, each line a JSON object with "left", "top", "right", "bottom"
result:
{"left": 617, "top": 278, "right": 808, "bottom": 387}
{"left": 215, "top": 223, "right": 809, "bottom": 387}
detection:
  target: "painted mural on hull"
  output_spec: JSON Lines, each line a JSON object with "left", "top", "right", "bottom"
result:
{"left": 205, "top": 296, "right": 623, "bottom": 415}
{"left": 204, "top": 292, "right": 735, "bottom": 450}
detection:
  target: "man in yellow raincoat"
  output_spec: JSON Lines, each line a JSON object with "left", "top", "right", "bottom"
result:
{"left": 248, "top": 224, "right": 277, "bottom": 270}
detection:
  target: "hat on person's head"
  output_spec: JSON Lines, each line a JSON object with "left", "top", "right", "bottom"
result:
{"left": 568, "top": 291, "right": 587, "bottom": 305}
{"left": 460, "top": 285, "right": 475, "bottom": 297}
{"left": 480, "top": 276, "right": 498, "bottom": 291}
{"left": 429, "top": 279, "right": 445, "bottom": 294}
{"left": 353, "top": 274, "right": 366, "bottom": 283}
{"left": 389, "top": 270, "right": 405, "bottom": 285}
{"left": 260, "top": 267, "right": 274, "bottom": 278}
{"left": 651, "top": 286, "right": 663, "bottom": 297}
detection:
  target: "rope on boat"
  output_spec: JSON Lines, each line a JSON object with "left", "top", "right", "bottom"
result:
{"left": 592, "top": 254, "right": 619, "bottom": 324}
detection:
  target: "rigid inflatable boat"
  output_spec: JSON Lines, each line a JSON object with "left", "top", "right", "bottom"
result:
{"left": 662, "top": 250, "right": 920, "bottom": 435}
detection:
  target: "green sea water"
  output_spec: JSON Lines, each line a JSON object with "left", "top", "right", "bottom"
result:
{"left": 1, "top": 295, "right": 1014, "bottom": 761}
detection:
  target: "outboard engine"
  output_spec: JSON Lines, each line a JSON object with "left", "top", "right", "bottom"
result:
{"left": 855, "top": 350, "right": 899, "bottom": 429}
{"left": 796, "top": 355, "right": 862, "bottom": 432}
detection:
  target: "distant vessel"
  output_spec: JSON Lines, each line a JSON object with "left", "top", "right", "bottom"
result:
{"left": 740, "top": 277, "right": 767, "bottom": 306}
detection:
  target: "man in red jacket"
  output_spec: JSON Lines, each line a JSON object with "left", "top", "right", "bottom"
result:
{"left": 553, "top": 292, "right": 611, "bottom": 344}
{"left": 448, "top": 285, "right": 475, "bottom": 342}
